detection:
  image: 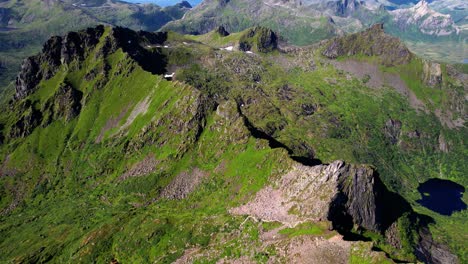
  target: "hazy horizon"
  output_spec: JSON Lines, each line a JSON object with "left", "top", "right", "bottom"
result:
{"left": 122, "top": 0, "right": 202, "bottom": 7}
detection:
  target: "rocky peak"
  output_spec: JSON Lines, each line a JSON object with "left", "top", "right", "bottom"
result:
{"left": 327, "top": 162, "right": 411, "bottom": 234}
{"left": 231, "top": 158, "right": 457, "bottom": 263}
{"left": 238, "top": 27, "right": 278, "bottom": 53}
{"left": 15, "top": 25, "right": 106, "bottom": 100}
{"left": 322, "top": 23, "right": 413, "bottom": 66}
{"left": 14, "top": 25, "right": 169, "bottom": 101}
{"left": 177, "top": 0, "right": 193, "bottom": 8}
{"left": 423, "top": 60, "right": 442, "bottom": 87}
{"left": 336, "top": 0, "right": 363, "bottom": 16}
{"left": 215, "top": 25, "right": 230, "bottom": 37}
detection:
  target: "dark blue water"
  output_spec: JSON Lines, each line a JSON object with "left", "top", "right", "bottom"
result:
{"left": 417, "top": 179, "right": 466, "bottom": 216}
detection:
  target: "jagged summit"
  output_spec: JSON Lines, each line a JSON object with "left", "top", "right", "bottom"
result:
{"left": 1, "top": 25, "right": 466, "bottom": 263}
{"left": 177, "top": 0, "right": 193, "bottom": 8}
{"left": 15, "top": 26, "right": 168, "bottom": 100}
{"left": 322, "top": 23, "right": 412, "bottom": 66}
{"left": 238, "top": 27, "right": 278, "bottom": 53}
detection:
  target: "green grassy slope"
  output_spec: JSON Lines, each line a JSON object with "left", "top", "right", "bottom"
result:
{"left": 0, "top": 25, "right": 466, "bottom": 262}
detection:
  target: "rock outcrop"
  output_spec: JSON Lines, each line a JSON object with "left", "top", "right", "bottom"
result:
{"left": 423, "top": 60, "right": 443, "bottom": 87}
{"left": 416, "top": 226, "right": 460, "bottom": 264}
{"left": 15, "top": 25, "right": 169, "bottom": 101}
{"left": 48, "top": 82, "right": 83, "bottom": 122}
{"left": 239, "top": 27, "right": 278, "bottom": 53}
{"left": 15, "top": 26, "right": 106, "bottom": 100}
{"left": 231, "top": 160, "right": 411, "bottom": 232}
{"left": 335, "top": 0, "right": 363, "bottom": 16}
{"left": 384, "top": 119, "right": 402, "bottom": 145}
{"left": 215, "top": 25, "right": 229, "bottom": 37}
{"left": 231, "top": 159, "right": 457, "bottom": 264}
{"left": 322, "top": 23, "right": 413, "bottom": 66}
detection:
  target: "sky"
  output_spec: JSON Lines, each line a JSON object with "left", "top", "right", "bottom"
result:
{"left": 122, "top": 0, "right": 202, "bottom": 7}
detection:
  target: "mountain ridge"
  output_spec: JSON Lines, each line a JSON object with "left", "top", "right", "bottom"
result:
{"left": 0, "top": 24, "right": 466, "bottom": 262}
{"left": 162, "top": 0, "right": 466, "bottom": 64}
{"left": 0, "top": 0, "right": 191, "bottom": 90}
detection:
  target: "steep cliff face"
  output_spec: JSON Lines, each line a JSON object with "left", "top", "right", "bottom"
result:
{"left": 423, "top": 60, "right": 443, "bottom": 87}
{"left": 328, "top": 163, "right": 411, "bottom": 234}
{"left": 231, "top": 159, "right": 458, "bottom": 263}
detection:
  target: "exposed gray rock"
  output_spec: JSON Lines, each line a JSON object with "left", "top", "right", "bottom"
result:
{"left": 9, "top": 102, "right": 42, "bottom": 138}
{"left": 328, "top": 162, "right": 412, "bottom": 234}
{"left": 390, "top": 0, "right": 460, "bottom": 37}
{"left": 160, "top": 168, "right": 208, "bottom": 199}
{"left": 231, "top": 159, "right": 453, "bottom": 263}
{"left": 384, "top": 119, "right": 402, "bottom": 145}
{"left": 438, "top": 134, "right": 449, "bottom": 153}
{"left": 423, "top": 61, "right": 442, "bottom": 88}
{"left": 15, "top": 56, "right": 41, "bottom": 100}
{"left": 415, "top": 227, "right": 459, "bottom": 264}
{"left": 50, "top": 82, "right": 83, "bottom": 122}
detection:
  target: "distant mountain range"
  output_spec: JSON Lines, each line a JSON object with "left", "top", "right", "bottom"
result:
{"left": 0, "top": 0, "right": 466, "bottom": 92}
{"left": 123, "top": 0, "right": 202, "bottom": 7}
{"left": 163, "top": 0, "right": 466, "bottom": 63}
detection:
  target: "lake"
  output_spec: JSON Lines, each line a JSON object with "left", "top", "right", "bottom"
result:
{"left": 417, "top": 178, "right": 466, "bottom": 216}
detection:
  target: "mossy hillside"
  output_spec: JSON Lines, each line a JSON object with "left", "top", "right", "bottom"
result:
{"left": 0, "top": 27, "right": 299, "bottom": 262}
{"left": 176, "top": 36, "right": 466, "bottom": 190}
{"left": 175, "top": 31, "right": 467, "bottom": 260}
{"left": 0, "top": 26, "right": 466, "bottom": 262}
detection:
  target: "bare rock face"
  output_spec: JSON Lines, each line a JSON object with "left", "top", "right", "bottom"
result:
{"left": 438, "top": 134, "right": 449, "bottom": 153}
{"left": 50, "top": 83, "right": 83, "bottom": 122}
{"left": 231, "top": 160, "right": 411, "bottom": 232}
{"left": 328, "top": 162, "right": 413, "bottom": 234}
{"left": 15, "top": 57, "right": 41, "bottom": 100}
{"left": 415, "top": 227, "right": 460, "bottom": 264}
{"left": 322, "top": 23, "right": 413, "bottom": 66}
{"left": 230, "top": 161, "right": 346, "bottom": 226}
{"left": 215, "top": 25, "right": 229, "bottom": 37}
{"left": 423, "top": 60, "right": 442, "bottom": 88}
{"left": 231, "top": 159, "right": 457, "bottom": 264}
{"left": 9, "top": 101, "right": 43, "bottom": 138}
{"left": 335, "top": 0, "right": 362, "bottom": 16}
{"left": 160, "top": 168, "right": 208, "bottom": 199}
{"left": 384, "top": 119, "right": 402, "bottom": 145}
